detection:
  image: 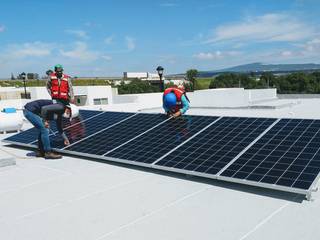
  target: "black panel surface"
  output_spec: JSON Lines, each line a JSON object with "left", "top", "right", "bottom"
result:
{"left": 49, "top": 111, "right": 134, "bottom": 149}
{"left": 156, "top": 117, "right": 275, "bottom": 174}
{"left": 105, "top": 115, "right": 218, "bottom": 164}
{"left": 65, "top": 113, "right": 168, "bottom": 155}
{"left": 4, "top": 110, "right": 102, "bottom": 145}
{"left": 221, "top": 119, "right": 320, "bottom": 190}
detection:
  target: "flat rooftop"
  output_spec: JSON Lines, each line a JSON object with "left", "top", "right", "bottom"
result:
{"left": 1, "top": 96, "right": 320, "bottom": 240}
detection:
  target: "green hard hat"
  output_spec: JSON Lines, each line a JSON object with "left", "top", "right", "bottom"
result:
{"left": 54, "top": 64, "right": 63, "bottom": 71}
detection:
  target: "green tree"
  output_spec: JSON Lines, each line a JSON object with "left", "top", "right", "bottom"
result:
{"left": 186, "top": 69, "right": 198, "bottom": 91}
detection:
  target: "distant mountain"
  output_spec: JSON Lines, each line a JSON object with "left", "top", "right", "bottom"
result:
{"left": 217, "top": 62, "right": 320, "bottom": 72}
{"left": 166, "top": 63, "right": 320, "bottom": 78}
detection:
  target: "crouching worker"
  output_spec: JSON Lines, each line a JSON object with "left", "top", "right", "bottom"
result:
{"left": 163, "top": 86, "right": 190, "bottom": 118}
{"left": 23, "top": 100, "right": 79, "bottom": 159}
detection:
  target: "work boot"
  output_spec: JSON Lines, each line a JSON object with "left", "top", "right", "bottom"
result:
{"left": 44, "top": 152, "right": 62, "bottom": 160}
{"left": 35, "top": 151, "right": 45, "bottom": 158}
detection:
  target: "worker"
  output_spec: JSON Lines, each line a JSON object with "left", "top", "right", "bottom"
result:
{"left": 23, "top": 100, "right": 79, "bottom": 159}
{"left": 46, "top": 64, "right": 74, "bottom": 105}
{"left": 163, "top": 85, "right": 190, "bottom": 118}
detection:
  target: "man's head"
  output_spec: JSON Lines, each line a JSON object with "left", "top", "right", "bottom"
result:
{"left": 63, "top": 104, "right": 79, "bottom": 120}
{"left": 54, "top": 64, "right": 63, "bottom": 78}
{"left": 163, "top": 92, "right": 177, "bottom": 110}
{"left": 178, "top": 84, "right": 185, "bottom": 92}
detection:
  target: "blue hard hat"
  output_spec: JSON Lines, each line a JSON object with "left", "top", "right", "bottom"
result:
{"left": 164, "top": 93, "right": 177, "bottom": 109}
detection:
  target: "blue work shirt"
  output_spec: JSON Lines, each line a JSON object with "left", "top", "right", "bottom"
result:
{"left": 163, "top": 94, "right": 190, "bottom": 114}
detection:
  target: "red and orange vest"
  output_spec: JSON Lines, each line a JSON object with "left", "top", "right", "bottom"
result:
{"left": 49, "top": 73, "right": 70, "bottom": 100}
{"left": 163, "top": 87, "right": 185, "bottom": 113}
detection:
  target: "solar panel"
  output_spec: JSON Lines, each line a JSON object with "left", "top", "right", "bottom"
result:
{"left": 64, "top": 113, "right": 168, "bottom": 156}
{"left": 4, "top": 110, "right": 103, "bottom": 146}
{"left": 104, "top": 115, "right": 218, "bottom": 164}
{"left": 155, "top": 117, "right": 276, "bottom": 175}
{"left": 4, "top": 110, "right": 320, "bottom": 199}
{"left": 48, "top": 111, "right": 135, "bottom": 149}
{"left": 220, "top": 119, "right": 320, "bottom": 193}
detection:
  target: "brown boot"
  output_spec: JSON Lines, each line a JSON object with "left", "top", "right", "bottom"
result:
{"left": 35, "top": 151, "right": 45, "bottom": 158}
{"left": 44, "top": 152, "right": 62, "bottom": 159}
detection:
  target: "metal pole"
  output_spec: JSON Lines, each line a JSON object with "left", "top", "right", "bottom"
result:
{"left": 159, "top": 74, "right": 163, "bottom": 92}
{"left": 23, "top": 78, "right": 27, "bottom": 98}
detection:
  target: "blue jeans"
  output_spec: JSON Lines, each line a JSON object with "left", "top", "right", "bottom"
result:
{"left": 23, "top": 110, "right": 51, "bottom": 153}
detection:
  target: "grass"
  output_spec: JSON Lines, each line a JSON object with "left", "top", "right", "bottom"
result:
{"left": 195, "top": 78, "right": 213, "bottom": 90}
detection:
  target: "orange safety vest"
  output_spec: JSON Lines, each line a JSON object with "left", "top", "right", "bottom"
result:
{"left": 50, "top": 73, "right": 70, "bottom": 100}
{"left": 163, "top": 87, "right": 185, "bottom": 113}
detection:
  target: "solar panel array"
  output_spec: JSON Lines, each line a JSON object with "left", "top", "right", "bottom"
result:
{"left": 220, "top": 119, "right": 320, "bottom": 191}
{"left": 155, "top": 117, "right": 275, "bottom": 174}
{"left": 4, "top": 110, "right": 320, "bottom": 199}
{"left": 4, "top": 110, "right": 102, "bottom": 145}
{"left": 105, "top": 115, "right": 217, "bottom": 164}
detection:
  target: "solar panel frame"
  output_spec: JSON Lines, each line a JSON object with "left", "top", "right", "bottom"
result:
{"left": 217, "top": 118, "right": 320, "bottom": 199}
{"left": 4, "top": 111, "right": 320, "bottom": 200}
{"left": 153, "top": 117, "right": 277, "bottom": 176}
{"left": 29, "top": 110, "right": 106, "bottom": 145}
{"left": 3, "top": 110, "right": 103, "bottom": 146}
{"left": 104, "top": 115, "right": 219, "bottom": 164}
{"left": 50, "top": 111, "right": 136, "bottom": 149}
{"left": 63, "top": 113, "right": 170, "bottom": 155}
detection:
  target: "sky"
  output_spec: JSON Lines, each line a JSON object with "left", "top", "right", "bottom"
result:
{"left": 0, "top": 0, "right": 320, "bottom": 78}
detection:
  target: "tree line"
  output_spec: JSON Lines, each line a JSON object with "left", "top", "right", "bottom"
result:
{"left": 209, "top": 72, "right": 320, "bottom": 94}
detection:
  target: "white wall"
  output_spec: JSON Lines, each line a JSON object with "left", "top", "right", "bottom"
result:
{"left": 112, "top": 88, "right": 278, "bottom": 109}
{"left": 29, "top": 87, "right": 51, "bottom": 100}
{"left": 113, "top": 92, "right": 163, "bottom": 109}
{"left": 26, "top": 86, "right": 114, "bottom": 106}
{"left": 188, "top": 88, "right": 249, "bottom": 107}
{"left": 245, "top": 88, "right": 277, "bottom": 103}
{"left": 83, "top": 86, "right": 114, "bottom": 105}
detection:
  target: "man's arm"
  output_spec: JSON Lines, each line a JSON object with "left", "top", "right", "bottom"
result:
{"left": 46, "top": 77, "right": 52, "bottom": 97}
{"left": 67, "top": 77, "right": 75, "bottom": 102}
{"left": 179, "top": 95, "right": 190, "bottom": 114}
{"left": 41, "top": 103, "right": 65, "bottom": 120}
{"left": 56, "top": 115, "right": 69, "bottom": 145}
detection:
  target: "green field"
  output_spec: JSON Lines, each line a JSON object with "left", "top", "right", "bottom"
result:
{"left": 195, "top": 78, "right": 213, "bottom": 90}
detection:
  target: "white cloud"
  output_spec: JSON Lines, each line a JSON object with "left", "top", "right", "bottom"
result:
{"left": 206, "top": 13, "right": 316, "bottom": 44}
{"left": 0, "top": 25, "right": 5, "bottom": 32}
{"left": 59, "top": 42, "right": 98, "bottom": 61}
{"left": 101, "top": 55, "right": 112, "bottom": 61}
{"left": 6, "top": 42, "right": 54, "bottom": 58}
{"left": 160, "top": 3, "right": 178, "bottom": 7}
{"left": 303, "top": 38, "right": 320, "bottom": 52}
{"left": 104, "top": 35, "right": 114, "bottom": 45}
{"left": 65, "top": 29, "right": 89, "bottom": 39}
{"left": 193, "top": 51, "right": 241, "bottom": 60}
{"left": 125, "top": 36, "right": 136, "bottom": 51}
{"left": 280, "top": 51, "right": 294, "bottom": 57}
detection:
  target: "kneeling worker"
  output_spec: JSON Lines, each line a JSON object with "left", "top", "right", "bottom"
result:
{"left": 23, "top": 100, "right": 79, "bottom": 159}
{"left": 163, "top": 86, "right": 190, "bottom": 118}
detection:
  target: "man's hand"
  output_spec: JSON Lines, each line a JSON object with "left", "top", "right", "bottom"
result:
{"left": 172, "top": 111, "right": 182, "bottom": 118}
{"left": 64, "top": 139, "right": 70, "bottom": 146}
{"left": 44, "top": 120, "right": 50, "bottom": 128}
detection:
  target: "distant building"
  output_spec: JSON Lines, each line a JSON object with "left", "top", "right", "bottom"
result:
{"left": 121, "top": 71, "right": 189, "bottom": 87}
{"left": 123, "top": 72, "right": 162, "bottom": 81}
{"left": 26, "top": 73, "right": 39, "bottom": 80}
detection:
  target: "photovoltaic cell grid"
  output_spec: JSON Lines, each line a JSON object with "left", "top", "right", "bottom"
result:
{"left": 65, "top": 113, "right": 168, "bottom": 155}
{"left": 4, "top": 110, "right": 102, "bottom": 145}
{"left": 105, "top": 115, "right": 218, "bottom": 164}
{"left": 221, "top": 119, "right": 320, "bottom": 190}
{"left": 156, "top": 117, "right": 276, "bottom": 175}
{"left": 5, "top": 110, "right": 320, "bottom": 197}
{"left": 49, "top": 111, "right": 134, "bottom": 149}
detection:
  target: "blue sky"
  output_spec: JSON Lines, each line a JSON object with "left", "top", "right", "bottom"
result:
{"left": 0, "top": 0, "right": 319, "bottom": 77}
